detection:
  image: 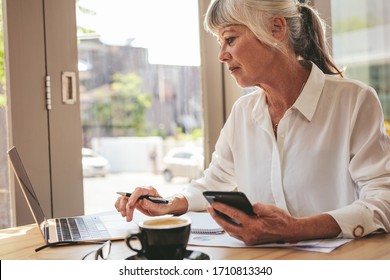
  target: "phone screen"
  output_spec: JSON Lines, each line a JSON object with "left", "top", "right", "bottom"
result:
{"left": 203, "top": 191, "right": 255, "bottom": 224}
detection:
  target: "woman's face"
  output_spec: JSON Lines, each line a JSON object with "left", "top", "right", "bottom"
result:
{"left": 217, "top": 25, "right": 275, "bottom": 88}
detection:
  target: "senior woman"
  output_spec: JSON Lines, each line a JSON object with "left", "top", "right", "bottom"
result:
{"left": 115, "top": 0, "right": 390, "bottom": 245}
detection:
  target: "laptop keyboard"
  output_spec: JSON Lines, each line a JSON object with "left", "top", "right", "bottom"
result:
{"left": 56, "top": 216, "right": 110, "bottom": 241}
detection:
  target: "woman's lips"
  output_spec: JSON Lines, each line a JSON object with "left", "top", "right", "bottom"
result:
{"left": 229, "top": 66, "right": 239, "bottom": 73}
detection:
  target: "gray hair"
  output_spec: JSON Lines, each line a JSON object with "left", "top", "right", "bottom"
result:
{"left": 204, "top": 0, "right": 342, "bottom": 76}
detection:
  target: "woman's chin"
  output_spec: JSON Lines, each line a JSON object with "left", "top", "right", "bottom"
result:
{"left": 234, "top": 80, "right": 252, "bottom": 88}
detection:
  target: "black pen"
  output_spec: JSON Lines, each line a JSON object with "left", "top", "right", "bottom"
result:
{"left": 116, "top": 192, "right": 170, "bottom": 204}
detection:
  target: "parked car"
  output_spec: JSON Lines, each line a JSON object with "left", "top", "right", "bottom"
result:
{"left": 82, "top": 148, "right": 109, "bottom": 177}
{"left": 162, "top": 147, "right": 204, "bottom": 182}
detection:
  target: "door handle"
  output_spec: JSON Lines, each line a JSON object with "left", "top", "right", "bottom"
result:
{"left": 61, "top": 71, "right": 77, "bottom": 104}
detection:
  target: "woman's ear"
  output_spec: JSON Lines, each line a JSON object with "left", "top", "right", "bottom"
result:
{"left": 270, "top": 16, "right": 287, "bottom": 41}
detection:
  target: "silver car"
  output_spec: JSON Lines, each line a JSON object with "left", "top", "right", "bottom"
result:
{"left": 162, "top": 147, "right": 204, "bottom": 182}
{"left": 82, "top": 148, "right": 110, "bottom": 177}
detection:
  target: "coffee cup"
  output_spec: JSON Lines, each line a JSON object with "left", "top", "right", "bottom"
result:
{"left": 126, "top": 216, "right": 191, "bottom": 260}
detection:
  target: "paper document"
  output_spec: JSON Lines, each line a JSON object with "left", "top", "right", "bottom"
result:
{"left": 183, "top": 212, "right": 352, "bottom": 253}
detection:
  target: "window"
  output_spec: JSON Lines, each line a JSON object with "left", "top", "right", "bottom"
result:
{"left": 76, "top": 0, "right": 205, "bottom": 214}
{"left": 331, "top": 0, "right": 390, "bottom": 130}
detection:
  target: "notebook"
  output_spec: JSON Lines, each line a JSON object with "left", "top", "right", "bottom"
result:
{"left": 183, "top": 211, "right": 224, "bottom": 235}
{"left": 7, "top": 146, "right": 139, "bottom": 244}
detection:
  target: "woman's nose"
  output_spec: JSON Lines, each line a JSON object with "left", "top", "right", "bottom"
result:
{"left": 218, "top": 47, "right": 231, "bottom": 62}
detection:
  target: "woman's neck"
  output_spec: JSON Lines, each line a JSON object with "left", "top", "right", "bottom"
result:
{"left": 262, "top": 60, "right": 311, "bottom": 126}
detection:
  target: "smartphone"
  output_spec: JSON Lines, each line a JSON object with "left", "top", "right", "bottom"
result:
{"left": 203, "top": 191, "right": 255, "bottom": 224}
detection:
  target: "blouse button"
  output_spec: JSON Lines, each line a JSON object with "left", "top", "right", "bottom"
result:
{"left": 352, "top": 225, "right": 364, "bottom": 238}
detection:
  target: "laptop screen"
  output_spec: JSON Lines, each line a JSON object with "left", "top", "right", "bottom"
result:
{"left": 7, "top": 146, "right": 47, "bottom": 227}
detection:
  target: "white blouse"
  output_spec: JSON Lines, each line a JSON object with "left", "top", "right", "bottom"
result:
{"left": 182, "top": 63, "right": 390, "bottom": 238}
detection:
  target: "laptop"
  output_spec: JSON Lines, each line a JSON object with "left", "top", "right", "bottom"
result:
{"left": 7, "top": 146, "right": 141, "bottom": 244}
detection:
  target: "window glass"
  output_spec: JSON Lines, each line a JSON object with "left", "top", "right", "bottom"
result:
{"left": 0, "top": 0, "right": 11, "bottom": 229}
{"left": 331, "top": 0, "right": 390, "bottom": 134}
{"left": 76, "top": 0, "right": 203, "bottom": 214}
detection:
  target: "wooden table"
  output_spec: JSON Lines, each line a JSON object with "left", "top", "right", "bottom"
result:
{"left": 1, "top": 224, "right": 390, "bottom": 260}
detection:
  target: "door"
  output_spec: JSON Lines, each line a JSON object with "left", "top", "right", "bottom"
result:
{"left": 4, "top": 0, "right": 83, "bottom": 226}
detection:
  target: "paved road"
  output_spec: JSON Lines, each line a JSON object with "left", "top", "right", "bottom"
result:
{"left": 83, "top": 172, "right": 189, "bottom": 214}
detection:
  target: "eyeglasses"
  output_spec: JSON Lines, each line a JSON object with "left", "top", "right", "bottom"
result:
{"left": 35, "top": 240, "right": 109, "bottom": 252}
{"left": 82, "top": 240, "right": 112, "bottom": 260}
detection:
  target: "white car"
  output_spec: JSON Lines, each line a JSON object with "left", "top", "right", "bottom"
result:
{"left": 162, "top": 147, "right": 204, "bottom": 182}
{"left": 82, "top": 148, "right": 109, "bottom": 177}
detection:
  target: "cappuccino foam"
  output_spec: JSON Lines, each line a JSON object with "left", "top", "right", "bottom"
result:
{"left": 142, "top": 218, "right": 190, "bottom": 229}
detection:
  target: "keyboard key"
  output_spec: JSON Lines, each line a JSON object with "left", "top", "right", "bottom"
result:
{"left": 59, "top": 218, "right": 72, "bottom": 241}
{"left": 68, "top": 218, "right": 81, "bottom": 241}
{"left": 56, "top": 220, "right": 63, "bottom": 241}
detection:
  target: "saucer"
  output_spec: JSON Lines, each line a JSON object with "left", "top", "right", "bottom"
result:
{"left": 184, "top": 250, "right": 211, "bottom": 260}
{"left": 125, "top": 254, "right": 148, "bottom": 260}
{"left": 125, "top": 250, "right": 211, "bottom": 260}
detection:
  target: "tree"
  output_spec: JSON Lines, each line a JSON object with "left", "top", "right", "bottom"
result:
{"left": 111, "top": 73, "right": 152, "bottom": 136}
{"left": 86, "top": 73, "right": 152, "bottom": 137}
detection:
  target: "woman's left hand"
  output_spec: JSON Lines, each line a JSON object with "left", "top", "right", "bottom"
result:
{"left": 207, "top": 202, "right": 298, "bottom": 245}
{"left": 208, "top": 201, "right": 341, "bottom": 245}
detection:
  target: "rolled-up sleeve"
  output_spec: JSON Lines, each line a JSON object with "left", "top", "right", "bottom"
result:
{"left": 327, "top": 87, "right": 390, "bottom": 238}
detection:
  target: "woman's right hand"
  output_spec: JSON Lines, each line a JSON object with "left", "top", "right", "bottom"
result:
{"left": 114, "top": 186, "right": 188, "bottom": 222}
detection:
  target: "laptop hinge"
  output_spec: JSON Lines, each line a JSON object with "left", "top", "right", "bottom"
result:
{"left": 45, "top": 75, "right": 52, "bottom": 111}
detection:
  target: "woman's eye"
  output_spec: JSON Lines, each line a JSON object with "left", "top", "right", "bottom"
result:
{"left": 226, "top": 37, "right": 236, "bottom": 45}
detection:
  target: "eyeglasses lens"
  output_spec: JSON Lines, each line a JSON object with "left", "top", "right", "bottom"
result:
{"left": 82, "top": 241, "right": 111, "bottom": 260}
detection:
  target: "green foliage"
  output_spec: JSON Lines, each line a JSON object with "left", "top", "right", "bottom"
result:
{"left": 90, "top": 102, "right": 112, "bottom": 127}
{"left": 86, "top": 73, "right": 152, "bottom": 137}
{"left": 78, "top": 26, "right": 95, "bottom": 35}
{"left": 76, "top": 0, "right": 96, "bottom": 40}
{"left": 191, "top": 128, "right": 203, "bottom": 139}
{"left": 111, "top": 73, "right": 152, "bottom": 136}
{"left": 333, "top": 17, "right": 368, "bottom": 34}
{"left": 150, "top": 128, "right": 167, "bottom": 139}
{"left": 176, "top": 127, "right": 203, "bottom": 141}
{"left": 0, "top": 94, "right": 5, "bottom": 107}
